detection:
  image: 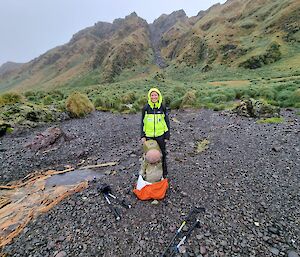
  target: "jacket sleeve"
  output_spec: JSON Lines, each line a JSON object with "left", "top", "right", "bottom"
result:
{"left": 141, "top": 106, "right": 146, "bottom": 138}
{"left": 164, "top": 105, "right": 170, "bottom": 140}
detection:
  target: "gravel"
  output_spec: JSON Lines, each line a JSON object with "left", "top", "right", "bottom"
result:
{"left": 1, "top": 109, "right": 299, "bottom": 256}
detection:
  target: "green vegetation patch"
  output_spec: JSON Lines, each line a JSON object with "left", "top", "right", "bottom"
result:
{"left": 0, "top": 92, "right": 23, "bottom": 106}
{"left": 196, "top": 139, "right": 210, "bottom": 153}
{"left": 65, "top": 92, "right": 95, "bottom": 118}
{"left": 256, "top": 117, "right": 284, "bottom": 124}
{"left": 239, "top": 42, "right": 281, "bottom": 69}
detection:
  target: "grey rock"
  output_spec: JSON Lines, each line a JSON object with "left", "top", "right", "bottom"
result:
{"left": 270, "top": 247, "right": 280, "bottom": 255}
{"left": 200, "top": 246, "right": 207, "bottom": 255}
{"left": 288, "top": 251, "right": 299, "bottom": 257}
{"left": 55, "top": 251, "right": 67, "bottom": 257}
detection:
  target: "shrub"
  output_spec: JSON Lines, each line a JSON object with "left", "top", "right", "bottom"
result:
{"left": 276, "top": 90, "right": 293, "bottom": 107}
{"left": 34, "top": 91, "right": 47, "bottom": 101}
{"left": 233, "top": 87, "right": 259, "bottom": 99}
{"left": 259, "top": 88, "right": 276, "bottom": 100}
{"left": 65, "top": 92, "right": 94, "bottom": 117}
{"left": 173, "top": 85, "right": 186, "bottom": 97}
{"left": 163, "top": 95, "right": 172, "bottom": 106}
{"left": 94, "top": 96, "right": 121, "bottom": 111}
{"left": 24, "top": 91, "right": 48, "bottom": 103}
{"left": 181, "top": 90, "right": 197, "bottom": 107}
{"left": 93, "top": 97, "right": 103, "bottom": 108}
{"left": 56, "top": 101, "right": 67, "bottom": 112}
{"left": 212, "top": 103, "right": 226, "bottom": 111}
{"left": 222, "top": 89, "right": 236, "bottom": 101}
{"left": 49, "top": 90, "right": 64, "bottom": 100}
{"left": 0, "top": 92, "right": 23, "bottom": 106}
{"left": 42, "top": 95, "right": 53, "bottom": 105}
{"left": 121, "top": 92, "right": 136, "bottom": 104}
{"left": 211, "top": 94, "right": 227, "bottom": 103}
{"left": 199, "top": 96, "right": 212, "bottom": 104}
{"left": 291, "top": 88, "right": 300, "bottom": 107}
{"left": 24, "top": 91, "right": 35, "bottom": 98}
{"left": 170, "top": 98, "right": 182, "bottom": 109}
{"left": 136, "top": 96, "right": 147, "bottom": 107}
{"left": 234, "top": 88, "right": 244, "bottom": 99}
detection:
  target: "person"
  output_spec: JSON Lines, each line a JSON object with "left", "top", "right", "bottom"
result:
{"left": 141, "top": 88, "right": 170, "bottom": 178}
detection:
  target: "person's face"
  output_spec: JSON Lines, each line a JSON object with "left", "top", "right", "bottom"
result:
{"left": 150, "top": 92, "right": 159, "bottom": 103}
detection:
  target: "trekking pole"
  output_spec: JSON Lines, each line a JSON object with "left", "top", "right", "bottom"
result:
{"left": 107, "top": 192, "right": 132, "bottom": 209}
{"left": 176, "top": 219, "right": 200, "bottom": 250}
{"left": 160, "top": 207, "right": 205, "bottom": 257}
{"left": 98, "top": 184, "right": 122, "bottom": 221}
{"left": 103, "top": 193, "right": 121, "bottom": 221}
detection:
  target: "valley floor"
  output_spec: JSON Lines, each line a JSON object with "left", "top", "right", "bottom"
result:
{"left": 0, "top": 109, "right": 299, "bottom": 256}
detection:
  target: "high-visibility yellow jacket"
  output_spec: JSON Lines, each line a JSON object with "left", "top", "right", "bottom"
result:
{"left": 141, "top": 88, "right": 170, "bottom": 139}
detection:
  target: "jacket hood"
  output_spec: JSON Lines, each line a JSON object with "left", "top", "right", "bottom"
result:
{"left": 147, "top": 88, "right": 163, "bottom": 108}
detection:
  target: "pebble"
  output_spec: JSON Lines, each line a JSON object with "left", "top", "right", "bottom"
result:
{"left": 200, "top": 246, "right": 207, "bottom": 255}
{"left": 270, "top": 247, "right": 280, "bottom": 255}
{"left": 181, "top": 191, "right": 188, "bottom": 197}
{"left": 196, "top": 234, "right": 204, "bottom": 240}
{"left": 151, "top": 200, "right": 159, "bottom": 205}
{"left": 268, "top": 226, "right": 279, "bottom": 235}
{"left": 272, "top": 146, "right": 281, "bottom": 152}
{"left": 288, "top": 251, "right": 299, "bottom": 257}
{"left": 55, "top": 251, "right": 67, "bottom": 257}
{"left": 56, "top": 236, "right": 65, "bottom": 242}
{"left": 178, "top": 245, "right": 186, "bottom": 254}
{"left": 220, "top": 240, "right": 227, "bottom": 247}
{"left": 194, "top": 246, "right": 200, "bottom": 255}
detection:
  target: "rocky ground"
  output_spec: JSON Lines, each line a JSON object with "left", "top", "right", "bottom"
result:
{"left": 0, "top": 109, "right": 299, "bottom": 257}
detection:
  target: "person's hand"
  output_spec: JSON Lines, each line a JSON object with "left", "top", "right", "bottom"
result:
{"left": 141, "top": 137, "right": 146, "bottom": 144}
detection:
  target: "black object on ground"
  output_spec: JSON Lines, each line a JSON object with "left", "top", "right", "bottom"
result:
{"left": 161, "top": 206, "right": 205, "bottom": 257}
{"left": 176, "top": 219, "right": 201, "bottom": 250}
{"left": 98, "top": 183, "right": 131, "bottom": 221}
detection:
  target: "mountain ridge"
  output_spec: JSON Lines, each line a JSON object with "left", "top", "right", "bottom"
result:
{"left": 0, "top": 0, "right": 299, "bottom": 92}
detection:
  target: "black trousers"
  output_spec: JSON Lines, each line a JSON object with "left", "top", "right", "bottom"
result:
{"left": 146, "top": 134, "right": 168, "bottom": 177}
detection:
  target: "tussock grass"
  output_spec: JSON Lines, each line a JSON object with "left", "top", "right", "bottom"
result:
{"left": 65, "top": 92, "right": 94, "bottom": 117}
{"left": 0, "top": 92, "right": 23, "bottom": 106}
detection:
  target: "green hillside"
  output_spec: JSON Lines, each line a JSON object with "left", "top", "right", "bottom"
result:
{"left": 0, "top": 0, "right": 299, "bottom": 129}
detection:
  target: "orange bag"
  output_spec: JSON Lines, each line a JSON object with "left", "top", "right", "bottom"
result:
{"left": 133, "top": 178, "right": 168, "bottom": 200}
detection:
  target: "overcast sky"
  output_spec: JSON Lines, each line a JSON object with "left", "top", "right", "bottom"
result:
{"left": 0, "top": 0, "right": 226, "bottom": 66}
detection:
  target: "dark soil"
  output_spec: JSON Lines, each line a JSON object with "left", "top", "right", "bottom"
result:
{"left": 1, "top": 109, "right": 299, "bottom": 257}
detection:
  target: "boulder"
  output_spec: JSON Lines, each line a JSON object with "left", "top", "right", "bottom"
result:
{"left": 24, "top": 127, "right": 70, "bottom": 151}
{"left": 233, "top": 98, "right": 280, "bottom": 118}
